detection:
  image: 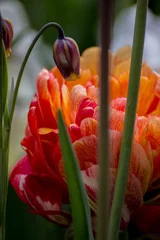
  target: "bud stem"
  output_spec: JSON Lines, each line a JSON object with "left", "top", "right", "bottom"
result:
{"left": 0, "top": 16, "right": 9, "bottom": 240}
{"left": 10, "top": 22, "right": 65, "bottom": 123}
{"left": 0, "top": 22, "right": 65, "bottom": 240}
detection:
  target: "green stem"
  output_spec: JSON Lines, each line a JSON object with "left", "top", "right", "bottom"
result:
{"left": 0, "top": 22, "right": 3, "bottom": 149}
{"left": 0, "top": 22, "right": 65, "bottom": 240}
{"left": 96, "top": 1, "right": 113, "bottom": 240}
{"left": 10, "top": 22, "right": 65, "bottom": 122}
{"left": 0, "top": 16, "right": 9, "bottom": 240}
{"left": 108, "top": 0, "right": 148, "bottom": 239}
{"left": 0, "top": 147, "right": 9, "bottom": 240}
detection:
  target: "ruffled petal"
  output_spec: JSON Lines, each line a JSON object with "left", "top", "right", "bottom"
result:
{"left": 80, "top": 118, "right": 98, "bottom": 137}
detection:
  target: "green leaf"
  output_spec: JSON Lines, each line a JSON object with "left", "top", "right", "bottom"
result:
{"left": 58, "top": 110, "right": 94, "bottom": 240}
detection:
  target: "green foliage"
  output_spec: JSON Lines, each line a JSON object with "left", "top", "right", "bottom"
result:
{"left": 58, "top": 110, "right": 94, "bottom": 240}
{"left": 19, "top": 0, "right": 98, "bottom": 53}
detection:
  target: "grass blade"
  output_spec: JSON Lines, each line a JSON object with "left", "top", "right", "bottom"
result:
{"left": 58, "top": 109, "right": 94, "bottom": 240}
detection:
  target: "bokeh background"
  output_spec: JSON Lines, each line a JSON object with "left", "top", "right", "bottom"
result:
{"left": 1, "top": 0, "right": 160, "bottom": 239}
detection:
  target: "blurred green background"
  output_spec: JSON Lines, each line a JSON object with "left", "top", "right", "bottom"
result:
{"left": 1, "top": 0, "right": 160, "bottom": 239}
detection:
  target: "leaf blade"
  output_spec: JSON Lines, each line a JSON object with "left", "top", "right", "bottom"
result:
{"left": 58, "top": 110, "right": 93, "bottom": 240}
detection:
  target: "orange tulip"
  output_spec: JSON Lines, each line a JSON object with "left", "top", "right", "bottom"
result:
{"left": 10, "top": 46, "right": 160, "bottom": 231}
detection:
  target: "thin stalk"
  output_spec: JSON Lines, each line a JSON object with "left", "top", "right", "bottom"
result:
{"left": 108, "top": 0, "right": 148, "bottom": 239}
{"left": 0, "top": 16, "right": 3, "bottom": 149}
{"left": 0, "top": 22, "right": 65, "bottom": 240}
{"left": 0, "top": 16, "right": 5, "bottom": 240}
{"left": 96, "top": 1, "right": 113, "bottom": 240}
{"left": 0, "top": 148, "right": 9, "bottom": 240}
{"left": 10, "top": 22, "right": 65, "bottom": 122}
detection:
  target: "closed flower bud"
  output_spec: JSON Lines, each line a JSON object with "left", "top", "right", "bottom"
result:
{"left": 53, "top": 37, "right": 80, "bottom": 80}
{"left": 1, "top": 17, "right": 14, "bottom": 57}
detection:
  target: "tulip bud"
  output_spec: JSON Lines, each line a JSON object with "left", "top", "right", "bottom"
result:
{"left": 1, "top": 17, "right": 14, "bottom": 57}
{"left": 53, "top": 37, "right": 80, "bottom": 80}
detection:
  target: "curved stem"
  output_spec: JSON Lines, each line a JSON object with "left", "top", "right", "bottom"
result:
{"left": 0, "top": 22, "right": 65, "bottom": 240}
{"left": 10, "top": 22, "right": 65, "bottom": 122}
{"left": 108, "top": 0, "right": 148, "bottom": 239}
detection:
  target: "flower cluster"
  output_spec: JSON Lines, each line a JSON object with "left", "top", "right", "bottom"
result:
{"left": 10, "top": 46, "right": 160, "bottom": 232}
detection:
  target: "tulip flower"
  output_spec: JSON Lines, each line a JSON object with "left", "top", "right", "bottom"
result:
{"left": 10, "top": 46, "right": 160, "bottom": 231}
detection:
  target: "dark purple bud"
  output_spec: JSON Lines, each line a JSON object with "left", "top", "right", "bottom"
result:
{"left": 53, "top": 37, "right": 80, "bottom": 80}
{"left": 1, "top": 17, "right": 14, "bottom": 57}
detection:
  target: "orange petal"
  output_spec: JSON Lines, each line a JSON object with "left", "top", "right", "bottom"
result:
{"left": 39, "top": 128, "right": 57, "bottom": 135}
{"left": 109, "top": 75, "right": 121, "bottom": 101}
{"left": 69, "top": 85, "right": 87, "bottom": 122}
{"left": 47, "top": 76, "right": 61, "bottom": 118}
{"left": 110, "top": 130, "right": 151, "bottom": 193}
{"left": 109, "top": 130, "right": 122, "bottom": 168}
{"left": 66, "top": 69, "right": 92, "bottom": 90}
{"left": 153, "top": 71, "right": 160, "bottom": 98}
{"left": 109, "top": 108, "right": 125, "bottom": 132}
{"left": 141, "top": 62, "right": 152, "bottom": 78}
{"left": 80, "top": 47, "right": 100, "bottom": 74}
{"left": 86, "top": 85, "right": 99, "bottom": 104}
{"left": 134, "top": 116, "right": 148, "bottom": 143}
{"left": 61, "top": 84, "right": 70, "bottom": 125}
{"left": 146, "top": 117, "right": 160, "bottom": 151}
{"left": 50, "top": 66, "right": 65, "bottom": 87}
{"left": 130, "top": 139, "right": 151, "bottom": 193}
{"left": 137, "top": 77, "right": 156, "bottom": 116}
{"left": 118, "top": 72, "right": 129, "bottom": 97}
{"left": 73, "top": 135, "right": 98, "bottom": 169}
{"left": 114, "top": 46, "right": 132, "bottom": 66}
{"left": 113, "top": 46, "right": 131, "bottom": 77}
{"left": 80, "top": 118, "right": 98, "bottom": 137}
{"left": 113, "top": 60, "right": 130, "bottom": 77}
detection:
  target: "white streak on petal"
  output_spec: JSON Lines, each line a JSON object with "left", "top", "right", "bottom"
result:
{"left": 36, "top": 196, "right": 60, "bottom": 211}
{"left": 121, "top": 203, "right": 130, "bottom": 223}
{"left": 81, "top": 170, "right": 98, "bottom": 191}
{"left": 19, "top": 175, "right": 26, "bottom": 191}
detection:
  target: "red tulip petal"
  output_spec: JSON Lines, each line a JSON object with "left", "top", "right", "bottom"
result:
{"left": 68, "top": 124, "right": 82, "bottom": 142}
{"left": 110, "top": 97, "right": 126, "bottom": 112}
{"left": 82, "top": 164, "right": 143, "bottom": 230}
{"left": 24, "top": 174, "right": 62, "bottom": 211}
{"left": 10, "top": 155, "right": 31, "bottom": 204}
{"left": 130, "top": 205, "right": 160, "bottom": 236}
{"left": 36, "top": 69, "right": 57, "bottom": 128}
{"left": 76, "top": 107, "right": 94, "bottom": 126}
